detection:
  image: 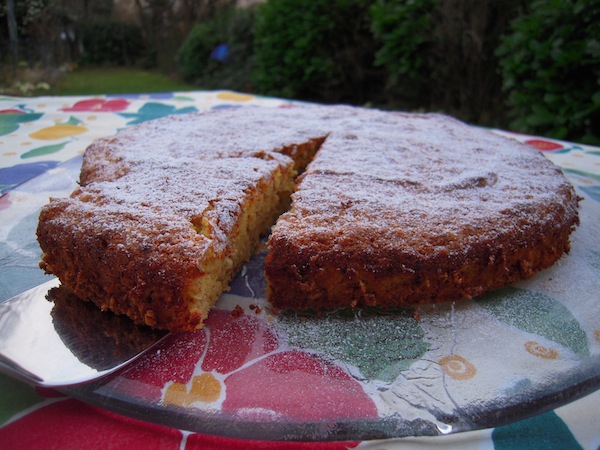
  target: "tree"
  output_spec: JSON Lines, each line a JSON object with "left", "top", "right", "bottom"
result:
{"left": 5, "top": 0, "right": 19, "bottom": 73}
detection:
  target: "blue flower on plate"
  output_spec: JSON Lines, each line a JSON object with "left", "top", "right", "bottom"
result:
{"left": 0, "top": 161, "right": 60, "bottom": 194}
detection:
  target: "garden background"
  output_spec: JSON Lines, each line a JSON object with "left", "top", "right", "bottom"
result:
{"left": 1, "top": 0, "right": 599, "bottom": 145}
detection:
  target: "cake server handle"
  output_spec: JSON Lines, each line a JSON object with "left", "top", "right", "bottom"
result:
{"left": 0, "top": 279, "right": 167, "bottom": 388}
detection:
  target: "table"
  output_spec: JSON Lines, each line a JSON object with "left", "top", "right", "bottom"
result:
{"left": 1, "top": 91, "right": 599, "bottom": 449}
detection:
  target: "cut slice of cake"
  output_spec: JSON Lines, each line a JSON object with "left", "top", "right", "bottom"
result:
{"left": 37, "top": 107, "right": 327, "bottom": 331}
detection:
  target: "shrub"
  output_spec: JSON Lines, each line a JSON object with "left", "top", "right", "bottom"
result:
{"left": 371, "top": 0, "right": 519, "bottom": 125}
{"left": 177, "top": 20, "right": 222, "bottom": 81}
{"left": 80, "top": 20, "right": 145, "bottom": 66}
{"left": 253, "top": 0, "right": 383, "bottom": 104}
{"left": 176, "top": 6, "right": 258, "bottom": 92}
{"left": 497, "top": 0, "right": 600, "bottom": 144}
{"left": 370, "top": 0, "right": 437, "bottom": 109}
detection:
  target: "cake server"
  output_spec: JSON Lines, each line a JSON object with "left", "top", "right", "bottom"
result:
{"left": 0, "top": 278, "right": 168, "bottom": 387}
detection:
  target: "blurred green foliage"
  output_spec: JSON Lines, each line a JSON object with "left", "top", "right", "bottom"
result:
{"left": 80, "top": 20, "right": 145, "bottom": 66}
{"left": 49, "top": 68, "right": 195, "bottom": 95}
{"left": 174, "top": 0, "right": 599, "bottom": 143}
{"left": 4, "top": 0, "right": 599, "bottom": 143}
{"left": 497, "top": 0, "right": 600, "bottom": 144}
{"left": 370, "top": 0, "right": 437, "bottom": 110}
{"left": 177, "top": 6, "right": 257, "bottom": 92}
{"left": 253, "top": 0, "right": 382, "bottom": 104}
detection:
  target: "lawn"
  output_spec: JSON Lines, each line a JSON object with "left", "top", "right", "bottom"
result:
{"left": 49, "top": 67, "right": 197, "bottom": 96}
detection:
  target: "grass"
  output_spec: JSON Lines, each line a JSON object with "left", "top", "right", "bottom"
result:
{"left": 49, "top": 67, "right": 197, "bottom": 96}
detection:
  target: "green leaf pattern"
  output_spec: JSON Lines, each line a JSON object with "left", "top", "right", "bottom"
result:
{"left": 118, "top": 102, "right": 198, "bottom": 125}
{"left": 277, "top": 310, "right": 430, "bottom": 383}
{"left": 477, "top": 287, "right": 589, "bottom": 358}
{"left": 21, "top": 142, "right": 69, "bottom": 159}
{"left": 0, "top": 113, "right": 43, "bottom": 137}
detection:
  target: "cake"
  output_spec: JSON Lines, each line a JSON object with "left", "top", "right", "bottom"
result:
{"left": 37, "top": 105, "right": 579, "bottom": 331}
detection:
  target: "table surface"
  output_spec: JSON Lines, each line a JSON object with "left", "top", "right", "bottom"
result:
{"left": 0, "top": 91, "right": 599, "bottom": 449}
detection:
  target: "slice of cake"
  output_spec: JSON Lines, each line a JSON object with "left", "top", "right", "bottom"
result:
{"left": 37, "top": 105, "right": 579, "bottom": 331}
{"left": 37, "top": 107, "right": 327, "bottom": 331}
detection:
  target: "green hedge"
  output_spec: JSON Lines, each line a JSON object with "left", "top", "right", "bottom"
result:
{"left": 369, "top": 0, "right": 437, "bottom": 110}
{"left": 80, "top": 20, "right": 145, "bottom": 66}
{"left": 176, "top": 7, "right": 257, "bottom": 91}
{"left": 497, "top": 0, "right": 600, "bottom": 144}
{"left": 253, "top": 0, "right": 382, "bottom": 104}
{"left": 175, "top": 0, "right": 599, "bottom": 143}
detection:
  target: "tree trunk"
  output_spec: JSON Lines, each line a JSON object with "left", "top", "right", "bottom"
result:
{"left": 5, "top": 0, "right": 19, "bottom": 74}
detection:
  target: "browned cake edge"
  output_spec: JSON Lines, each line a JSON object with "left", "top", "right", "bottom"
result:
{"left": 37, "top": 138, "right": 323, "bottom": 332}
{"left": 265, "top": 196, "right": 580, "bottom": 311}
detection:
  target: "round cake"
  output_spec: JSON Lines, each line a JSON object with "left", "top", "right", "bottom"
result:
{"left": 36, "top": 105, "right": 579, "bottom": 331}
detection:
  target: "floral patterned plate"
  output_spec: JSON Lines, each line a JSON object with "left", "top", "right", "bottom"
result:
{"left": 60, "top": 175, "right": 600, "bottom": 441}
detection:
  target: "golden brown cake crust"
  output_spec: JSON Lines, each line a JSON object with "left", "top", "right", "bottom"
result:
{"left": 37, "top": 105, "right": 579, "bottom": 330}
{"left": 37, "top": 107, "right": 329, "bottom": 331}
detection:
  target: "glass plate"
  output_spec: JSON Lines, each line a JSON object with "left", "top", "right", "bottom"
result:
{"left": 61, "top": 177, "right": 600, "bottom": 441}
{"left": 5, "top": 133, "right": 594, "bottom": 441}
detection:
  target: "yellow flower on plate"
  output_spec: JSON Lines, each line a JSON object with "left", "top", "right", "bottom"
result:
{"left": 29, "top": 124, "right": 87, "bottom": 140}
{"left": 216, "top": 91, "right": 254, "bottom": 102}
{"left": 189, "top": 373, "right": 222, "bottom": 403}
{"left": 525, "top": 341, "right": 559, "bottom": 359}
{"left": 29, "top": 117, "right": 87, "bottom": 140}
{"left": 438, "top": 354, "right": 477, "bottom": 380}
{"left": 163, "top": 372, "right": 222, "bottom": 407}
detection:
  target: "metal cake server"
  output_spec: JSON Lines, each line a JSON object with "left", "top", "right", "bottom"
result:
{"left": 0, "top": 278, "right": 168, "bottom": 387}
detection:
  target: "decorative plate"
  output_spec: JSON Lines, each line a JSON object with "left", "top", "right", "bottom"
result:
{"left": 62, "top": 167, "right": 600, "bottom": 441}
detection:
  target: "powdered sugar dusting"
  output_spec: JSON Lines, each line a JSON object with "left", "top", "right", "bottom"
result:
{"left": 45, "top": 104, "right": 577, "bottom": 271}
{"left": 272, "top": 109, "right": 577, "bottom": 260}
{"left": 38, "top": 105, "right": 578, "bottom": 329}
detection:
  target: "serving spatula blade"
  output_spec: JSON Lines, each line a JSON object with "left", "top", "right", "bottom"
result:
{"left": 0, "top": 278, "right": 167, "bottom": 387}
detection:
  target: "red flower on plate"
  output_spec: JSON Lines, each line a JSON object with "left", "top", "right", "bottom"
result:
{"left": 0, "top": 398, "right": 183, "bottom": 449}
{"left": 0, "top": 193, "right": 11, "bottom": 211}
{"left": 119, "top": 309, "right": 379, "bottom": 422}
{"left": 0, "top": 398, "right": 360, "bottom": 449}
{"left": 0, "top": 310, "right": 373, "bottom": 448}
{"left": 0, "top": 108, "right": 26, "bottom": 114}
{"left": 62, "top": 99, "right": 130, "bottom": 112}
{"left": 525, "top": 139, "right": 564, "bottom": 152}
